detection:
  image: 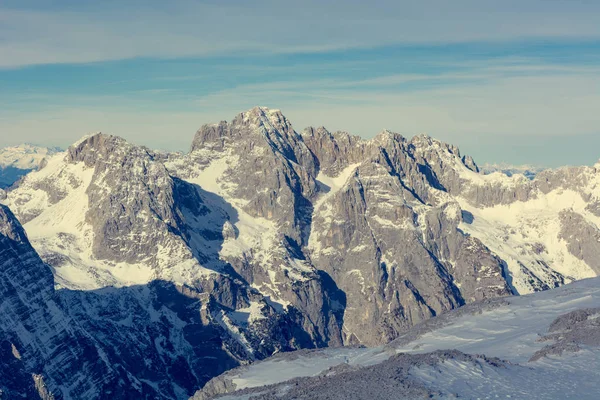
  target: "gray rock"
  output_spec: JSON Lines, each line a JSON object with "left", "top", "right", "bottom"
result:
{"left": 530, "top": 307, "right": 600, "bottom": 361}
{"left": 559, "top": 210, "right": 600, "bottom": 274}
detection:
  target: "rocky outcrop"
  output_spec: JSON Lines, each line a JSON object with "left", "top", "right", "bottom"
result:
{"left": 190, "top": 108, "right": 318, "bottom": 246}
{"left": 559, "top": 210, "right": 600, "bottom": 274}
{"left": 301, "top": 127, "right": 366, "bottom": 176}
{"left": 0, "top": 205, "right": 230, "bottom": 398}
{"left": 530, "top": 307, "right": 600, "bottom": 361}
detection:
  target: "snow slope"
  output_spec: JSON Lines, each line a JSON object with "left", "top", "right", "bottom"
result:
{"left": 458, "top": 189, "right": 598, "bottom": 294}
{"left": 196, "top": 276, "right": 600, "bottom": 399}
{"left": 3, "top": 151, "right": 160, "bottom": 289}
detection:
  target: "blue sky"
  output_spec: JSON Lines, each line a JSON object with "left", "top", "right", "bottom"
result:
{"left": 1, "top": 1, "right": 600, "bottom": 166}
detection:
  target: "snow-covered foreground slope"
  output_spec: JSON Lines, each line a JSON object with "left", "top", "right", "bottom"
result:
{"left": 195, "top": 276, "right": 600, "bottom": 399}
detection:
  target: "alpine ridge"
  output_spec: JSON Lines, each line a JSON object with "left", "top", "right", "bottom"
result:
{"left": 1, "top": 106, "right": 599, "bottom": 398}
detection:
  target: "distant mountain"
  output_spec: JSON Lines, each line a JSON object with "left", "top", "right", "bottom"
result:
{"left": 0, "top": 144, "right": 61, "bottom": 188}
{"left": 0, "top": 107, "right": 599, "bottom": 398}
{"left": 480, "top": 162, "right": 546, "bottom": 179}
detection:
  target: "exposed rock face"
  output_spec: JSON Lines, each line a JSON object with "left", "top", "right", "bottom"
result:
{"left": 179, "top": 110, "right": 513, "bottom": 346}
{"left": 0, "top": 204, "right": 108, "bottom": 398}
{"left": 68, "top": 134, "right": 192, "bottom": 266}
{"left": 189, "top": 108, "right": 318, "bottom": 246}
{"left": 173, "top": 108, "right": 346, "bottom": 347}
{"left": 1, "top": 107, "right": 600, "bottom": 397}
{"left": 0, "top": 204, "right": 57, "bottom": 399}
{"left": 558, "top": 210, "right": 600, "bottom": 274}
{"left": 300, "top": 127, "right": 366, "bottom": 176}
{"left": 304, "top": 131, "right": 510, "bottom": 344}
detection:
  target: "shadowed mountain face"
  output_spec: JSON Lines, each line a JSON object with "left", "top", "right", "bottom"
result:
{"left": 0, "top": 107, "right": 599, "bottom": 397}
{"left": 0, "top": 204, "right": 241, "bottom": 398}
{"left": 0, "top": 166, "right": 30, "bottom": 189}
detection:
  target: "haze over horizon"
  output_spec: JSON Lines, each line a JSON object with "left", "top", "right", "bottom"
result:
{"left": 1, "top": 0, "right": 600, "bottom": 167}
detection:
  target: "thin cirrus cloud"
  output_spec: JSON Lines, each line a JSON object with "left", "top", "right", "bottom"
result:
{"left": 2, "top": 0, "right": 600, "bottom": 67}
{"left": 1, "top": 0, "right": 600, "bottom": 167}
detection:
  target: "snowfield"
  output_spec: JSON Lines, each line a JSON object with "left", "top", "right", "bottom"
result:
{"left": 196, "top": 276, "right": 600, "bottom": 399}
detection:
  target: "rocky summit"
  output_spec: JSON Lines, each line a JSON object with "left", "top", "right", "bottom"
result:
{"left": 1, "top": 107, "right": 600, "bottom": 398}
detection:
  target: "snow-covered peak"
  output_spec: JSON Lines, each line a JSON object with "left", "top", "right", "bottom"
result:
{"left": 242, "top": 105, "right": 283, "bottom": 118}
{"left": 0, "top": 143, "right": 61, "bottom": 169}
{"left": 70, "top": 132, "right": 103, "bottom": 148}
{"left": 302, "top": 125, "right": 333, "bottom": 139}
{"left": 68, "top": 132, "right": 129, "bottom": 152}
{"left": 410, "top": 133, "right": 461, "bottom": 155}
{"left": 370, "top": 129, "right": 405, "bottom": 145}
{"left": 235, "top": 106, "right": 292, "bottom": 135}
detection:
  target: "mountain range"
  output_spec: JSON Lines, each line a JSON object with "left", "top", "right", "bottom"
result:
{"left": 0, "top": 144, "right": 60, "bottom": 189}
{"left": 0, "top": 106, "right": 599, "bottom": 398}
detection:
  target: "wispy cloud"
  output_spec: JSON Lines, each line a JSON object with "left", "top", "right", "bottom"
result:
{"left": 2, "top": 0, "right": 600, "bottom": 67}
{"left": 2, "top": 65, "right": 599, "bottom": 163}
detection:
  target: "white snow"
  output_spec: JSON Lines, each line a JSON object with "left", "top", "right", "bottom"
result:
{"left": 308, "top": 163, "right": 361, "bottom": 253}
{"left": 230, "top": 346, "right": 382, "bottom": 390}
{"left": 411, "top": 350, "right": 600, "bottom": 399}
{"left": 228, "top": 301, "right": 267, "bottom": 325}
{"left": 458, "top": 189, "right": 598, "bottom": 294}
{"left": 458, "top": 161, "right": 529, "bottom": 188}
{"left": 5, "top": 155, "right": 161, "bottom": 290}
{"left": 392, "top": 278, "right": 600, "bottom": 361}
{"left": 215, "top": 276, "right": 600, "bottom": 398}
{"left": 313, "top": 163, "right": 361, "bottom": 211}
